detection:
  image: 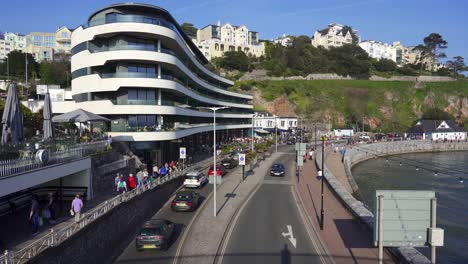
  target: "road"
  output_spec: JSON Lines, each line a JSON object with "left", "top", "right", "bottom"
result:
{"left": 113, "top": 171, "right": 217, "bottom": 264}
{"left": 218, "top": 146, "right": 325, "bottom": 264}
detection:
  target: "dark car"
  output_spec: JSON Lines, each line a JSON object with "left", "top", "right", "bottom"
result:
{"left": 171, "top": 190, "right": 201, "bottom": 212}
{"left": 135, "top": 219, "right": 174, "bottom": 251}
{"left": 221, "top": 158, "right": 237, "bottom": 169}
{"left": 270, "top": 163, "right": 285, "bottom": 176}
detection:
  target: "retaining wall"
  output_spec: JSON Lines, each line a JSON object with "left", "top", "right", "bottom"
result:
{"left": 30, "top": 177, "right": 184, "bottom": 264}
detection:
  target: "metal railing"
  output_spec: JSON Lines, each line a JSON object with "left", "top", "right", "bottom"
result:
{"left": 0, "top": 141, "right": 107, "bottom": 178}
{"left": 95, "top": 157, "right": 132, "bottom": 176}
{"left": 0, "top": 157, "right": 212, "bottom": 264}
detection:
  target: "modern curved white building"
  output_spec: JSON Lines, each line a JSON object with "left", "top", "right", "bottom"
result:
{"left": 53, "top": 3, "right": 253, "bottom": 163}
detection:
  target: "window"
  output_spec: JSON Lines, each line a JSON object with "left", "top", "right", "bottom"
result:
{"left": 61, "top": 32, "right": 68, "bottom": 38}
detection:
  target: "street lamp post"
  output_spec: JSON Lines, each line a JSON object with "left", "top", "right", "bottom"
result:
{"left": 320, "top": 137, "right": 325, "bottom": 230}
{"left": 199, "top": 106, "right": 230, "bottom": 218}
{"left": 251, "top": 114, "right": 254, "bottom": 152}
{"left": 275, "top": 117, "right": 278, "bottom": 153}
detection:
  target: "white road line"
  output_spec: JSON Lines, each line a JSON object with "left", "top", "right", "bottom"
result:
{"left": 291, "top": 185, "right": 331, "bottom": 264}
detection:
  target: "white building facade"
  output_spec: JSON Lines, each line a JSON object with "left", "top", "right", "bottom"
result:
{"left": 358, "top": 40, "right": 397, "bottom": 62}
{"left": 273, "top": 35, "right": 293, "bottom": 47}
{"left": 0, "top": 39, "right": 12, "bottom": 61}
{"left": 311, "top": 23, "right": 358, "bottom": 49}
{"left": 52, "top": 3, "right": 253, "bottom": 164}
{"left": 195, "top": 21, "right": 265, "bottom": 61}
{"left": 4, "top": 32, "right": 26, "bottom": 51}
{"left": 253, "top": 112, "right": 298, "bottom": 131}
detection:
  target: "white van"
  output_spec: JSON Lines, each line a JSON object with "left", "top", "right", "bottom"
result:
{"left": 183, "top": 171, "right": 208, "bottom": 188}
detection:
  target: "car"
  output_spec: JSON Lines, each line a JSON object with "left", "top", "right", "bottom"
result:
{"left": 221, "top": 158, "right": 237, "bottom": 169}
{"left": 270, "top": 163, "right": 285, "bottom": 176}
{"left": 183, "top": 171, "right": 208, "bottom": 188}
{"left": 208, "top": 164, "right": 226, "bottom": 177}
{"left": 135, "top": 219, "right": 174, "bottom": 251}
{"left": 171, "top": 190, "right": 201, "bottom": 212}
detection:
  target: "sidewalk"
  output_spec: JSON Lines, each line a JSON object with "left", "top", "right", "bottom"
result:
{"left": 177, "top": 152, "right": 281, "bottom": 264}
{"left": 325, "top": 151, "right": 354, "bottom": 194}
{"left": 295, "top": 153, "right": 394, "bottom": 264}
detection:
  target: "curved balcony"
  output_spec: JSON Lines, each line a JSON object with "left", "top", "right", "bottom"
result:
{"left": 71, "top": 22, "right": 234, "bottom": 87}
{"left": 108, "top": 123, "right": 252, "bottom": 142}
{"left": 72, "top": 49, "right": 251, "bottom": 100}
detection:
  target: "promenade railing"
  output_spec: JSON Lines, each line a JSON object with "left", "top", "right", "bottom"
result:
{"left": 0, "top": 141, "right": 107, "bottom": 178}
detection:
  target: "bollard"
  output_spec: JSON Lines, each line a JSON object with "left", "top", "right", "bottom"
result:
{"left": 4, "top": 250, "right": 8, "bottom": 264}
{"left": 50, "top": 229, "right": 54, "bottom": 246}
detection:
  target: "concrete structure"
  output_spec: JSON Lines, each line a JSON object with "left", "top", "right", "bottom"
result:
{"left": 407, "top": 120, "right": 467, "bottom": 141}
{"left": 4, "top": 32, "right": 26, "bottom": 51}
{"left": 0, "top": 39, "right": 12, "bottom": 61}
{"left": 273, "top": 34, "right": 293, "bottom": 47}
{"left": 195, "top": 21, "right": 265, "bottom": 60}
{"left": 311, "top": 23, "right": 358, "bottom": 49}
{"left": 253, "top": 112, "right": 298, "bottom": 131}
{"left": 359, "top": 40, "right": 397, "bottom": 62}
{"left": 52, "top": 3, "right": 253, "bottom": 164}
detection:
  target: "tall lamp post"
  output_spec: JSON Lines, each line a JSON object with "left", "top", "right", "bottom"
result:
{"left": 251, "top": 114, "right": 255, "bottom": 152}
{"left": 199, "top": 106, "right": 230, "bottom": 218}
{"left": 275, "top": 117, "right": 278, "bottom": 152}
{"left": 320, "top": 136, "right": 325, "bottom": 230}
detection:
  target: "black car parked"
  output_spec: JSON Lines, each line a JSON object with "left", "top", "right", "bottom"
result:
{"left": 135, "top": 219, "right": 174, "bottom": 251}
{"left": 171, "top": 190, "right": 201, "bottom": 212}
{"left": 270, "top": 163, "right": 286, "bottom": 176}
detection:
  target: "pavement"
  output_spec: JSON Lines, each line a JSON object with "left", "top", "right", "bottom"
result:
{"left": 295, "top": 149, "right": 395, "bottom": 264}
{"left": 219, "top": 147, "right": 327, "bottom": 264}
{"left": 176, "top": 148, "right": 283, "bottom": 264}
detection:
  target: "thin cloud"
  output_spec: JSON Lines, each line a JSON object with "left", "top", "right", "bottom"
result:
{"left": 280, "top": 0, "right": 384, "bottom": 17}
{"left": 173, "top": 0, "right": 230, "bottom": 14}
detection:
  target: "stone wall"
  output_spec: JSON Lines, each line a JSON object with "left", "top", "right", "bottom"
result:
{"left": 30, "top": 177, "right": 184, "bottom": 264}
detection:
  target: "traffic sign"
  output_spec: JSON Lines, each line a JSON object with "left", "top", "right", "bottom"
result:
{"left": 179, "top": 147, "right": 186, "bottom": 159}
{"left": 238, "top": 153, "right": 246, "bottom": 165}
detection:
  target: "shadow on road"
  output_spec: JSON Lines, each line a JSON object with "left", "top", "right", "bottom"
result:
{"left": 281, "top": 244, "right": 292, "bottom": 264}
{"left": 216, "top": 180, "right": 241, "bottom": 215}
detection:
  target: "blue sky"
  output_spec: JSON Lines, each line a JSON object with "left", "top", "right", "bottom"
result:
{"left": 1, "top": 0, "right": 467, "bottom": 62}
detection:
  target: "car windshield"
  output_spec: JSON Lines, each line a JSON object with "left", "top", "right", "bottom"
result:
{"left": 140, "top": 227, "right": 163, "bottom": 236}
{"left": 185, "top": 174, "right": 199, "bottom": 180}
{"left": 272, "top": 164, "right": 283, "bottom": 169}
{"left": 176, "top": 193, "right": 193, "bottom": 200}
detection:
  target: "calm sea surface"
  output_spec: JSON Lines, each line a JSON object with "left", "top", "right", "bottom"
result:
{"left": 352, "top": 151, "right": 468, "bottom": 264}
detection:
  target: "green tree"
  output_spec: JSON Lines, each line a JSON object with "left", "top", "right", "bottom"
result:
{"left": 422, "top": 108, "right": 454, "bottom": 121}
{"left": 341, "top": 25, "right": 359, "bottom": 44}
{"left": 215, "top": 51, "right": 250, "bottom": 72}
{"left": 39, "top": 60, "right": 71, "bottom": 87}
{"left": 4, "top": 50, "right": 38, "bottom": 80}
{"left": 327, "top": 44, "right": 371, "bottom": 79}
{"left": 374, "top": 58, "right": 397, "bottom": 72}
{"left": 180, "top": 23, "right": 198, "bottom": 38}
{"left": 446, "top": 56, "right": 466, "bottom": 78}
{"left": 422, "top": 33, "right": 448, "bottom": 72}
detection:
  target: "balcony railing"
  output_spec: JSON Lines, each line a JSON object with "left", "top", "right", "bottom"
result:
{"left": 0, "top": 141, "right": 107, "bottom": 178}
{"left": 111, "top": 122, "right": 251, "bottom": 133}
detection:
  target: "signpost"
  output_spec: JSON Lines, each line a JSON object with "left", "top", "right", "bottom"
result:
{"left": 239, "top": 153, "right": 246, "bottom": 182}
{"left": 179, "top": 147, "right": 186, "bottom": 170}
{"left": 374, "top": 190, "right": 442, "bottom": 264}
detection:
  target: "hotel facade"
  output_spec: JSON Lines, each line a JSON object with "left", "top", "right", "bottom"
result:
{"left": 53, "top": 3, "right": 253, "bottom": 164}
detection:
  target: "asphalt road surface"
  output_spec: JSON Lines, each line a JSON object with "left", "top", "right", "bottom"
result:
{"left": 219, "top": 146, "right": 325, "bottom": 264}
{"left": 113, "top": 162, "right": 232, "bottom": 264}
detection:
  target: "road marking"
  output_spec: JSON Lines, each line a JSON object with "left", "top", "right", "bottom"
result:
{"left": 282, "top": 225, "right": 297, "bottom": 248}
{"left": 262, "top": 180, "right": 291, "bottom": 185}
{"left": 291, "top": 185, "right": 333, "bottom": 264}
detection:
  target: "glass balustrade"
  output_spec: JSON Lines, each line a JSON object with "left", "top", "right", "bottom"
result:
{"left": 111, "top": 122, "right": 251, "bottom": 133}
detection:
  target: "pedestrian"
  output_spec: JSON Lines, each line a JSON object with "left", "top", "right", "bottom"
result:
{"left": 114, "top": 173, "right": 120, "bottom": 188}
{"left": 70, "top": 194, "right": 83, "bottom": 223}
{"left": 128, "top": 174, "right": 136, "bottom": 190}
{"left": 160, "top": 165, "right": 167, "bottom": 177}
{"left": 152, "top": 165, "right": 159, "bottom": 177}
{"left": 29, "top": 195, "right": 40, "bottom": 235}
{"left": 143, "top": 168, "right": 149, "bottom": 185}
{"left": 117, "top": 178, "right": 127, "bottom": 194}
{"left": 136, "top": 170, "right": 144, "bottom": 188}
{"left": 47, "top": 192, "right": 56, "bottom": 223}
{"left": 308, "top": 149, "right": 314, "bottom": 160}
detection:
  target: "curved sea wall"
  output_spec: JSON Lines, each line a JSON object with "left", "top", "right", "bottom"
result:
{"left": 317, "top": 140, "right": 468, "bottom": 264}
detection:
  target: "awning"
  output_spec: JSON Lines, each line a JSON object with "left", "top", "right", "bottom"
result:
{"left": 255, "top": 129, "right": 270, "bottom": 134}
{"left": 52, "top": 108, "right": 110, "bottom": 123}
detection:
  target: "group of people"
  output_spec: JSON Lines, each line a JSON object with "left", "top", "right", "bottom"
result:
{"left": 28, "top": 193, "right": 57, "bottom": 235}
{"left": 114, "top": 161, "right": 180, "bottom": 194}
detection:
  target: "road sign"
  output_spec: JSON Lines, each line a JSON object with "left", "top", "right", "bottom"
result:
{"left": 179, "top": 147, "right": 186, "bottom": 159}
{"left": 374, "top": 190, "right": 435, "bottom": 247}
{"left": 209, "top": 176, "right": 222, "bottom": 184}
{"left": 238, "top": 153, "right": 246, "bottom": 165}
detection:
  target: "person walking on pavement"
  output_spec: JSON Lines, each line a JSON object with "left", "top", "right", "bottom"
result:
{"left": 47, "top": 192, "right": 56, "bottom": 223}
{"left": 71, "top": 194, "right": 83, "bottom": 223}
{"left": 117, "top": 177, "right": 127, "bottom": 194}
{"left": 29, "top": 195, "right": 40, "bottom": 235}
{"left": 136, "top": 170, "right": 144, "bottom": 188}
{"left": 128, "top": 174, "right": 136, "bottom": 190}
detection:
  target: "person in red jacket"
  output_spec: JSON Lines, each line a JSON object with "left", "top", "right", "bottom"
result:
{"left": 127, "top": 174, "right": 136, "bottom": 190}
